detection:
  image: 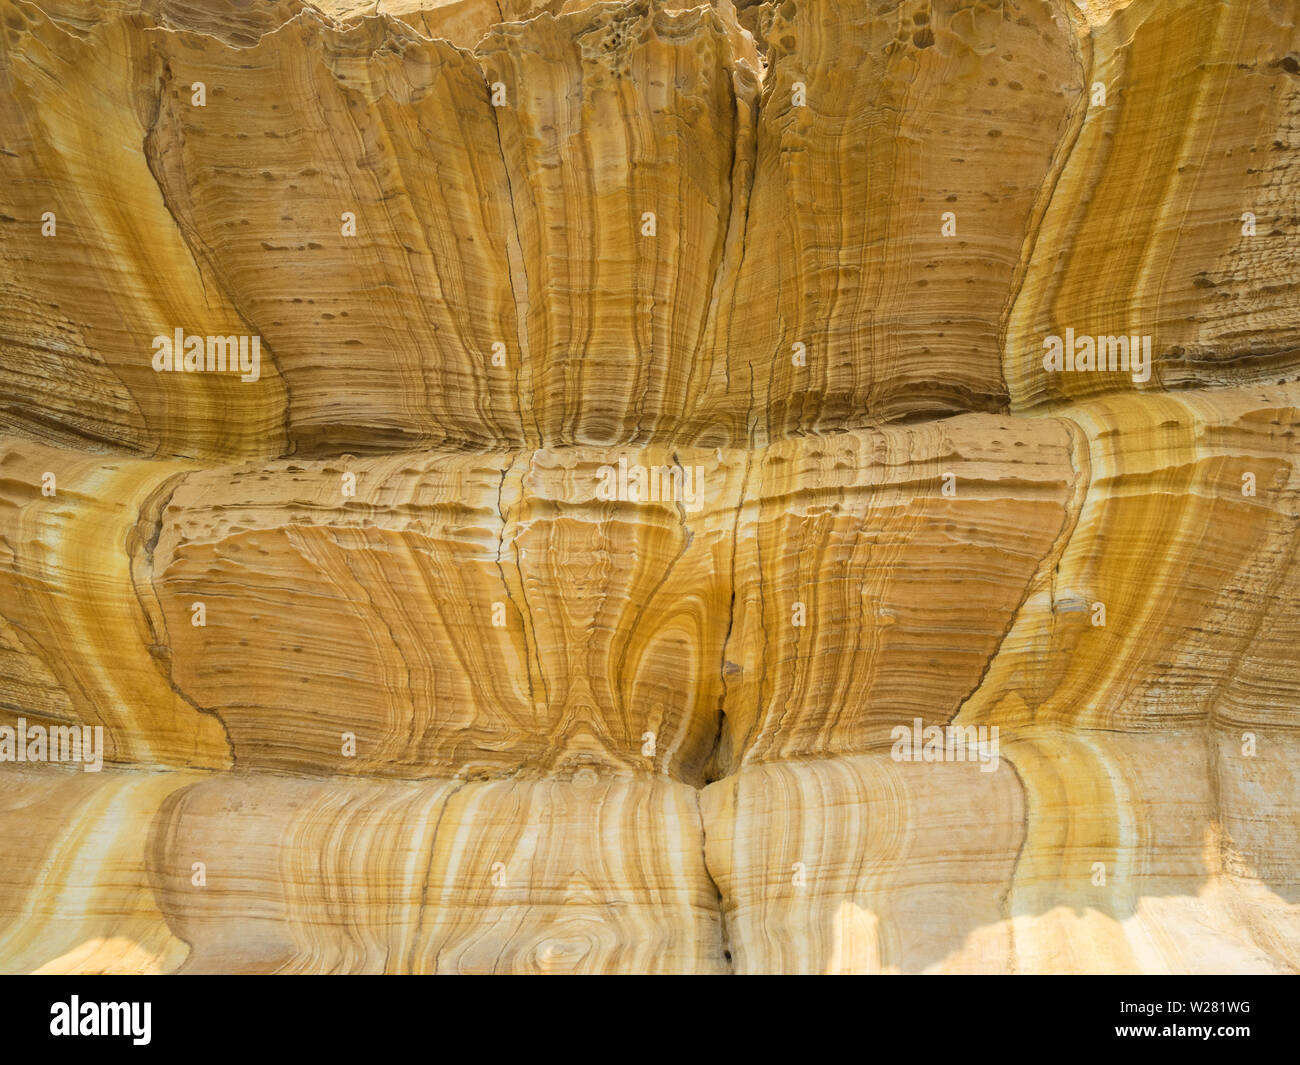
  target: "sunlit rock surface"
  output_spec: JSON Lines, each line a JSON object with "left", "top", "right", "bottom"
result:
{"left": 1, "top": 0, "right": 1298, "bottom": 973}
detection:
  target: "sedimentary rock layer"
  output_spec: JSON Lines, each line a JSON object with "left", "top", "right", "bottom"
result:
{"left": 1006, "top": 0, "right": 1300, "bottom": 406}
{"left": 1, "top": 0, "right": 1298, "bottom": 974}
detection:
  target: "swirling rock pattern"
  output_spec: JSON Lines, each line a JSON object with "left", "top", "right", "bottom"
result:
{"left": 1, "top": 0, "right": 1298, "bottom": 973}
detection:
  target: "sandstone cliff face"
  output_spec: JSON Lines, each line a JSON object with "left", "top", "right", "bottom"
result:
{"left": 1, "top": 0, "right": 1298, "bottom": 974}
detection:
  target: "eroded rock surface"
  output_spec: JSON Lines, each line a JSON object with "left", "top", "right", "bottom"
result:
{"left": 1, "top": 0, "right": 1298, "bottom": 973}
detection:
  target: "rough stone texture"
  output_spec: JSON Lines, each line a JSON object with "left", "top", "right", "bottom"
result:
{"left": 1, "top": 0, "right": 1298, "bottom": 973}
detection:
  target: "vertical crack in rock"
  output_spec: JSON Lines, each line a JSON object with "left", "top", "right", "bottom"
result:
{"left": 693, "top": 442, "right": 751, "bottom": 972}
{"left": 706, "top": 444, "right": 749, "bottom": 786}
{"left": 506, "top": 448, "right": 552, "bottom": 721}
{"left": 414, "top": 776, "right": 469, "bottom": 974}
{"left": 684, "top": 18, "right": 760, "bottom": 444}
{"left": 480, "top": 42, "right": 538, "bottom": 447}
{"left": 127, "top": 469, "right": 236, "bottom": 768}
{"left": 996, "top": 0, "right": 1094, "bottom": 404}
{"left": 492, "top": 450, "right": 539, "bottom": 713}
{"left": 952, "top": 413, "right": 1093, "bottom": 726}
{"left": 694, "top": 780, "right": 733, "bottom": 974}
